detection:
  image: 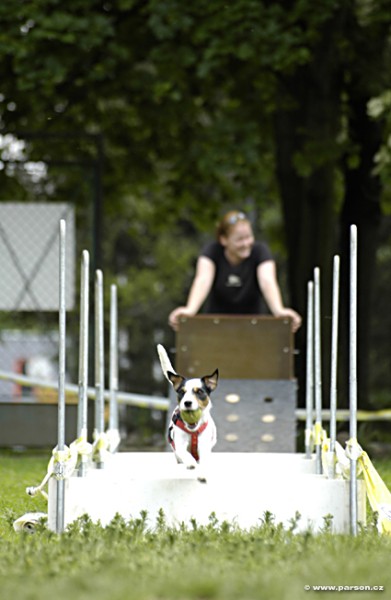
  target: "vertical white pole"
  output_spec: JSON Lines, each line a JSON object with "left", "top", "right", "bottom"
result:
{"left": 305, "top": 281, "right": 314, "bottom": 459}
{"left": 313, "top": 267, "right": 323, "bottom": 474}
{"left": 350, "top": 225, "right": 358, "bottom": 535}
{"left": 56, "top": 219, "right": 66, "bottom": 533}
{"left": 328, "top": 255, "right": 340, "bottom": 478}
{"left": 77, "top": 250, "right": 90, "bottom": 476}
{"left": 94, "top": 269, "right": 105, "bottom": 468}
{"left": 109, "top": 284, "right": 119, "bottom": 434}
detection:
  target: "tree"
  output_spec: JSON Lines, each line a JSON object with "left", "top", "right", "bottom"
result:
{"left": 268, "top": 1, "right": 391, "bottom": 408}
{"left": 1, "top": 0, "right": 391, "bottom": 410}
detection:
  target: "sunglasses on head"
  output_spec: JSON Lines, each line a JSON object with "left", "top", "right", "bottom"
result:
{"left": 226, "top": 212, "right": 247, "bottom": 225}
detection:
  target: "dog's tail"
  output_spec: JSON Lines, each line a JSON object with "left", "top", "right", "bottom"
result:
{"left": 157, "top": 344, "right": 176, "bottom": 381}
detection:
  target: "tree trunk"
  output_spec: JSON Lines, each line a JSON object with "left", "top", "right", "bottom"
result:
{"left": 273, "top": 23, "right": 342, "bottom": 406}
{"left": 338, "top": 95, "right": 382, "bottom": 409}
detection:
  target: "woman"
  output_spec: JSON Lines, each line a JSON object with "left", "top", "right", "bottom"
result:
{"left": 169, "top": 210, "right": 302, "bottom": 332}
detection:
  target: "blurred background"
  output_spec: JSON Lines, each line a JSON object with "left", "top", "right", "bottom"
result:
{"left": 1, "top": 0, "right": 391, "bottom": 449}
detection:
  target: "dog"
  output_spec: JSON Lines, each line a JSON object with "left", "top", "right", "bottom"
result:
{"left": 157, "top": 344, "right": 218, "bottom": 483}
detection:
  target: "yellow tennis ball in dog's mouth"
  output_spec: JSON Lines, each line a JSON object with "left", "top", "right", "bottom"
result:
{"left": 180, "top": 408, "right": 202, "bottom": 424}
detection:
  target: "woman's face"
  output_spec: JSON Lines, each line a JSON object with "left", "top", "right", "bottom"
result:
{"left": 220, "top": 221, "right": 254, "bottom": 264}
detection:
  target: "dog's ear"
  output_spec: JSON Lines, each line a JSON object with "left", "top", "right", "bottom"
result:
{"left": 167, "top": 371, "right": 185, "bottom": 391}
{"left": 202, "top": 369, "right": 219, "bottom": 393}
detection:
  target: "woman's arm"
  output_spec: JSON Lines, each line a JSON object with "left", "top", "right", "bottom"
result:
{"left": 257, "top": 260, "right": 302, "bottom": 332}
{"left": 168, "top": 256, "right": 216, "bottom": 330}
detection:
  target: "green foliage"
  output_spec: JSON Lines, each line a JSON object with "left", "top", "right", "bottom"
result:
{"left": 0, "top": 451, "right": 48, "bottom": 536}
{"left": 1, "top": 0, "right": 390, "bottom": 221}
{"left": 2, "top": 0, "right": 336, "bottom": 209}
{"left": 368, "top": 91, "right": 391, "bottom": 212}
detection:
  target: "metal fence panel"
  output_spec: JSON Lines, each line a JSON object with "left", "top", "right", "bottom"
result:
{"left": 0, "top": 202, "right": 75, "bottom": 310}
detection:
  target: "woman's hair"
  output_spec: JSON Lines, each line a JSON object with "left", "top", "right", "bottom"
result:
{"left": 215, "top": 210, "right": 250, "bottom": 239}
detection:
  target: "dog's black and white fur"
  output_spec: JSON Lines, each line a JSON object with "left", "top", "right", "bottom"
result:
{"left": 157, "top": 344, "right": 218, "bottom": 483}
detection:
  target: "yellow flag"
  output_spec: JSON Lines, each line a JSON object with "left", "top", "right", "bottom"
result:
{"left": 359, "top": 451, "right": 391, "bottom": 534}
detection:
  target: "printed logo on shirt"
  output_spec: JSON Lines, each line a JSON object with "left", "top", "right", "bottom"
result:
{"left": 226, "top": 274, "right": 242, "bottom": 288}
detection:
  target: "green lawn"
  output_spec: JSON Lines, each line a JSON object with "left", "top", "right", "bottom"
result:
{"left": 1, "top": 449, "right": 391, "bottom": 600}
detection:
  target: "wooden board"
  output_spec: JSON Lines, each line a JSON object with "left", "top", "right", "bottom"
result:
{"left": 175, "top": 315, "right": 294, "bottom": 380}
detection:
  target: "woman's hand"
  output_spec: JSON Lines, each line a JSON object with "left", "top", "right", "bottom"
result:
{"left": 274, "top": 307, "right": 302, "bottom": 333}
{"left": 168, "top": 306, "right": 196, "bottom": 331}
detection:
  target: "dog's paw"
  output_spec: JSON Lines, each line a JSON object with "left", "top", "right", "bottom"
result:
{"left": 197, "top": 471, "right": 208, "bottom": 483}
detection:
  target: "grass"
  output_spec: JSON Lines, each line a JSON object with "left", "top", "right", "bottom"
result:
{"left": 1, "top": 449, "right": 391, "bottom": 600}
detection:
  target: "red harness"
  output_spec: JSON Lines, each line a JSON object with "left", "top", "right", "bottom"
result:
{"left": 168, "top": 409, "right": 208, "bottom": 462}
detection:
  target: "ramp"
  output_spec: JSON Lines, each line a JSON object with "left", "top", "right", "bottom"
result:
{"left": 47, "top": 452, "right": 366, "bottom": 533}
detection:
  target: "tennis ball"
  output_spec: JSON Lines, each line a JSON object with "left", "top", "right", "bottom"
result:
{"left": 180, "top": 408, "right": 202, "bottom": 424}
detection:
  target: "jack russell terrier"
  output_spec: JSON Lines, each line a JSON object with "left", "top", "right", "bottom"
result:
{"left": 157, "top": 344, "right": 218, "bottom": 483}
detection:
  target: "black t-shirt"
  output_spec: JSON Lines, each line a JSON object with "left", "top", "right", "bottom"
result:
{"left": 200, "top": 241, "right": 273, "bottom": 314}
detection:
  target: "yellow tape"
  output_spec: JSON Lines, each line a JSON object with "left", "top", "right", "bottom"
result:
{"left": 314, "top": 422, "right": 324, "bottom": 446}
{"left": 92, "top": 431, "right": 111, "bottom": 464}
{"left": 345, "top": 437, "right": 362, "bottom": 461}
{"left": 71, "top": 436, "right": 93, "bottom": 457}
{"left": 296, "top": 409, "right": 391, "bottom": 422}
{"left": 356, "top": 409, "right": 391, "bottom": 421}
{"left": 359, "top": 451, "right": 391, "bottom": 534}
{"left": 305, "top": 427, "right": 314, "bottom": 450}
{"left": 26, "top": 439, "right": 90, "bottom": 500}
{"left": 321, "top": 438, "right": 339, "bottom": 477}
